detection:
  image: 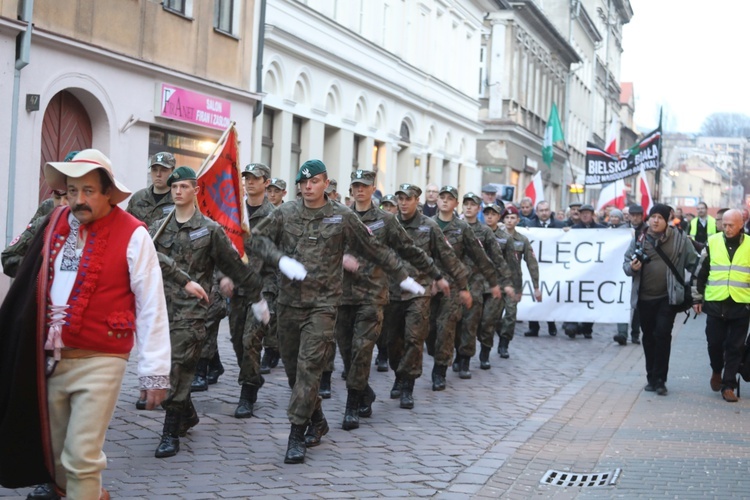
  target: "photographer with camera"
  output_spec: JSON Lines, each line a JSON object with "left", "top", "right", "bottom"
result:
{"left": 624, "top": 204, "right": 699, "bottom": 396}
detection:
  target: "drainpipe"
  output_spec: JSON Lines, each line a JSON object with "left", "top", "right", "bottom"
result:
{"left": 252, "top": 0, "right": 266, "bottom": 119}
{"left": 6, "top": 0, "right": 34, "bottom": 246}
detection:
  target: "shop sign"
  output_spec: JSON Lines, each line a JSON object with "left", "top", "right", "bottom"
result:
{"left": 158, "top": 83, "right": 231, "bottom": 130}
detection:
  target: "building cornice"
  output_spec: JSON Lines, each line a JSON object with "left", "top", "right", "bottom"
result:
{"left": 611, "top": 0, "right": 634, "bottom": 24}
{"left": 508, "top": 1, "right": 580, "bottom": 65}
{"left": 576, "top": 4, "right": 602, "bottom": 44}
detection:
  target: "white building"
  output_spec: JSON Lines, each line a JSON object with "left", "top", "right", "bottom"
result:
{"left": 251, "top": 0, "right": 488, "bottom": 200}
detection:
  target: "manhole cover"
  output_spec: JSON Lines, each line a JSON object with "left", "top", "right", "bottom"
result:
{"left": 541, "top": 469, "right": 620, "bottom": 487}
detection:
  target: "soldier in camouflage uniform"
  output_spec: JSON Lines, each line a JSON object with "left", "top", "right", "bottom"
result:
{"left": 190, "top": 273, "right": 227, "bottom": 391}
{"left": 461, "top": 194, "right": 518, "bottom": 370}
{"left": 151, "top": 166, "right": 266, "bottom": 459}
{"left": 498, "top": 205, "right": 541, "bottom": 357}
{"left": 266, "top": 177, "right": 287, "bottom": 207}
{"left": 250, "top": 160, "right": 423, "bottom": 464}
{"left": 427, "top": 186, "right": 506, "bottom": 383}
{"left": 225, "top": 163, "right": 277, "bottom": 419}
{"left": 373, "top": 194, "right": 399, "bottom": 371}
{"left": 384, "top": 183, "right": 469, "bottom": 406}
{"left": 126, "top": 152, "right": 176, "bottom": 227}
{"left": 482, "top": 204, "right": 523, "bottom": 359}
{"left": 336, "top": 170, "right": 444, "bottom": 430}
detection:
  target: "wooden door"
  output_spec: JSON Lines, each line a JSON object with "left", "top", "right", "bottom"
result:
{"left": 39, "top": 91, "right": 92, "bottom": 201}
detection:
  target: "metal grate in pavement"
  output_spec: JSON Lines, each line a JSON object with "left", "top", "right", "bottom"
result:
{"left": 541, "top": 468, "right": 621, "bottom": 487}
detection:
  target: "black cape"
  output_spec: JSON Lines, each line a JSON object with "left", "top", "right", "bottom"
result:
{"left": 0, "top": 214, "right": 54, "bottom": 487}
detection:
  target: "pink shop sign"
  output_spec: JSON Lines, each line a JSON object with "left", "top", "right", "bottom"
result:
{"left": 158, "top": 83, "right": 231, "bottom": 130}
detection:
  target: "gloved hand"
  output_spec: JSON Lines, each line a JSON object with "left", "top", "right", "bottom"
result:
{"left": 279, "top": 256, "right": 307, "bottom": 281}
{"left": 252, "top": 299, "right": 270, "bottom": 325}
{"left": 399, "top": 277, "right": 425, "bottom": 295}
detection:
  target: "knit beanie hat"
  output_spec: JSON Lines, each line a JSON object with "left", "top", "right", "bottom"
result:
{"left": 648, "top": 203, "right": 672, "bottom": 222}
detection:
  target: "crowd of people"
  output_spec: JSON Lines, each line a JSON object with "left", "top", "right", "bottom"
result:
{"left": 1, "top": 150, "right": 749, "bottom": 499}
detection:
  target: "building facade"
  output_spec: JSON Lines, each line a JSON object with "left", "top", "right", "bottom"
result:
{"left": 251, "top": 0, "right": 487, "bottom": 201}
{"left": 0, "top": 0, "right": 261, "bottom": 292}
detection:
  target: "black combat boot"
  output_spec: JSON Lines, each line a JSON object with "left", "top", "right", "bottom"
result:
{"left": 191, "top": 358, "right": 209, "bottom": 392}
{"left": 26, "top": 483, "right": 60, "bottom": 500}
{"left": 284, "top": 424, "right": 307, "bottom": 464}
{"left": 260, "top": 349, "right": 273, "bottom": 374}
{"left": 155, "top": 411, "right": 181, "bottom": 458}
{"left": 376, "top": 349, "right": 389, "bottom": 372}
{"left": 431, "top": 364, "right": 447, "bottom": 391}
{"left": 305, "top": 408, "right": 329, "bottom": 447}
{"left": 319, "top": 371, "right": 332, "bottom": 399}
{"left": 234, "top": 384, "right": 259, "bottom": 419}
{"left": 359, "top": 384, "right": 376, "bottom": 418}
{"left": 400, "top": 378, "right": 415, "bottom": 409}
{"left": 342, "top": 389, "right": 361, "bottom": 431}
{"left": 390, "top": 376, "right": 403, "bottom": 399}
{"left": 498, "top": 338, "right": 510, "bottom": 359}
{"left": 452, "top": 355, "right": 460, "bottom": 372}
{"left": 479, "top": 345, "right": 491, "bottom": 370}
{"left": 459, "top": 356, "right": 472, "bottom": 379}
{"left": 179, "top": 400, "right": 200, "bottom": 437}
{"left": 206, "top": 352, "right": 224, "bottom": 384}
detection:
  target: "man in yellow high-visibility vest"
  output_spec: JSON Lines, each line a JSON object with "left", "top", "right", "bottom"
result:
{"left": 694, "top": 209, "right": 750, "bottom": 402}
{"left": 689, "top": 201, "right": 717, "bottom": 244}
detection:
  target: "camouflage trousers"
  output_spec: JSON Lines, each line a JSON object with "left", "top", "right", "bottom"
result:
{"left": 384, "top": 296, "right": 430, "bottom": 380}
{"left": 232, "top": 292, "right": 276, "bottom": 388}
{"left": 478, "top": 295, "right": 503, "bottom": 349}
{"left": 162, "top": 319, "right": 206, "bottom": 412}
{"left": 262, "top": 293, "right": 279, "bottom": 351}
{"left": 334, "top": 303, "right": 384, "bottom": 391}
{"left": 276, "top": 303, "right": 337, "bottom": 426}
{"left": 426, "top": 292, "right": 462, "bottom": 366}
{"left": 456, "top": 288, "right": 485, "bottom": 357}
{"left": 199, "top": 290, "right": 227, "bottom": 359}
{"left": 498, "top": 296, "right": 518, "bottom": 341}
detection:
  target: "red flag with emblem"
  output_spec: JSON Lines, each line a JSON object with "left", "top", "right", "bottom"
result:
{"left": 196, "top": 124, "right": 247, "bottom": 257}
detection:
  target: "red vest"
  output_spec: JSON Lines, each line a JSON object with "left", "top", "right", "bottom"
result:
{"left": 46, "top": 206, "right": 145, "bottom": 354}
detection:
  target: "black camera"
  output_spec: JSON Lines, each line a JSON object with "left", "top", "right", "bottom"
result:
{"left": 633, "top": 244, "right": 651, "bottom": 264}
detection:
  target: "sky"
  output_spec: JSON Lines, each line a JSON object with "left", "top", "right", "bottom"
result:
{"left": 621, "top": 0, "right": 750, "bottom": 134}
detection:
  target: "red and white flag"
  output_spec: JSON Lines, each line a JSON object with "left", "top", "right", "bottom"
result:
{"left": 639, "top": 166, "right": 652, "bottom": 214}
{"left": 605, "top": 117, "right": 619, "bottom": 155}
{"left": 524, "top": 171, "right": 545, "bottom": 206}
{"left": 596, "top": 179, "right": 626, "bottom": 212}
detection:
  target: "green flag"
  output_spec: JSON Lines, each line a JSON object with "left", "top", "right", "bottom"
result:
{"left": 542, "top": 103, "right": 564, "bottom": 166}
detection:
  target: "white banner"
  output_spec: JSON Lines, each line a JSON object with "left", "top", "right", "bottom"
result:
{"left": 515, "top": 228, "right": 633, "bottom": 323}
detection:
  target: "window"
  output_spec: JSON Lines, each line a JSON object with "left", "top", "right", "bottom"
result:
{"left": 215, "top": 0, "right": 236, "bottom": 34}
{"left": 261, "top": 109, "right": 274, "bottom": 169}
{"left": 164, "top": 0, "right": 192, "bottom": 17}
{"left": 291, "top": 117, "right": 303, "bottom": 173}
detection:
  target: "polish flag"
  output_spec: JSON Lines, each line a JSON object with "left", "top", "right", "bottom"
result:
{"left": 639, "top": 167, "right": 652, "bottom": 214}
{"left": 524, "top": 171, "right": 545, "bottom": 206}
{"left": 596, "top": 179, "right": 626, "bottom": 211}
{"left": 605, "top": 117, "right": 619, "bottom": 154}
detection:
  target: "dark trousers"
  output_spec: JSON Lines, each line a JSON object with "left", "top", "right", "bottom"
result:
{"left": 705, "top": 314, "right": 750, "bottom": 390}
{"left": 638, "top": 297, "right": 678, "bottom": 385}
{"left": 528, "top": 321, "right": 557, "bottom": 334}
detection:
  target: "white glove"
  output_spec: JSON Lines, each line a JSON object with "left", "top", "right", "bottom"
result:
{"left": 279, "top": 256, "right": 307, "bottom": 281}
{"left": 399, "top": 277, "right": 425, "bottom": 295}
{"left": 252, "top": 299, "right": 271, "bottom": 325}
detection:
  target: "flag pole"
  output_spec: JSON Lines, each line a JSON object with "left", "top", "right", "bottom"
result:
{"left": 151, "top": 121, "right": 237, "bottom": 242}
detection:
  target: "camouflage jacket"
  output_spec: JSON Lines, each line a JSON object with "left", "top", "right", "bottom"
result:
{"left": 388, "top": 212, "right": 469, "bottom": 301}
{"left": 490, "top": 225, "right": 523, "bottom": 291}
{"left": 509, "top": 230, "right": 539, "bottom": 289}
{"left": 151, "top": 209, "right": 262, "bottom": 321}
{"left": 235, "top": 197, "right": 277, "bottom": 296}
{"left": 250, "top": 198, "right": 409, "bottom": 308}
{"left": 342, "top": 203, "right": 440, "bottom": 306}
{"left": 127, "top": 186, "right": 175, "bottom": 228}
{"left": 468, "top": 220, "right": 514, "bottom": 293}
{"left": 433, "top": 216, "right": 498, "bottom": 292}
{"left": 2, "top": 214, "right": 46, "bottom": 277}
{"left": 30, "top": 198, "right": 55, "bottom": 225}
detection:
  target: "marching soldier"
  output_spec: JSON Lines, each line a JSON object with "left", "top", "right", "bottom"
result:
{"left": 481, "top": 204, "right": 522, "bottom": 359}
{"left": 126, "top": 152, "right": 176, "bottom": 227}
{"left": 151, "top": 166, "right": 267, "bottom": 459}
{"left": 250, "top": 160, "right": 424, "bottom": 464}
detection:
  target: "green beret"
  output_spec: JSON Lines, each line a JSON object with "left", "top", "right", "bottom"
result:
{"left": 64, "top": 150, "right": 80, "bottom": 162}
{"left": 296, "top": 159, "right": 327, "bottom": 183}
{"left": 167, "top": 166, "right": 197, "bottom": 186}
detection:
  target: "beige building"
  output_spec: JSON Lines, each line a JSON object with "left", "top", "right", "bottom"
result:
{"left": 0, "top": 0, "right": 262, "bottom": 290}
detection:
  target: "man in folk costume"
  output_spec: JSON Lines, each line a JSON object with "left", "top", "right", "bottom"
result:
{"left": 0, "top": 149, "right": 171, "bottom": 499}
